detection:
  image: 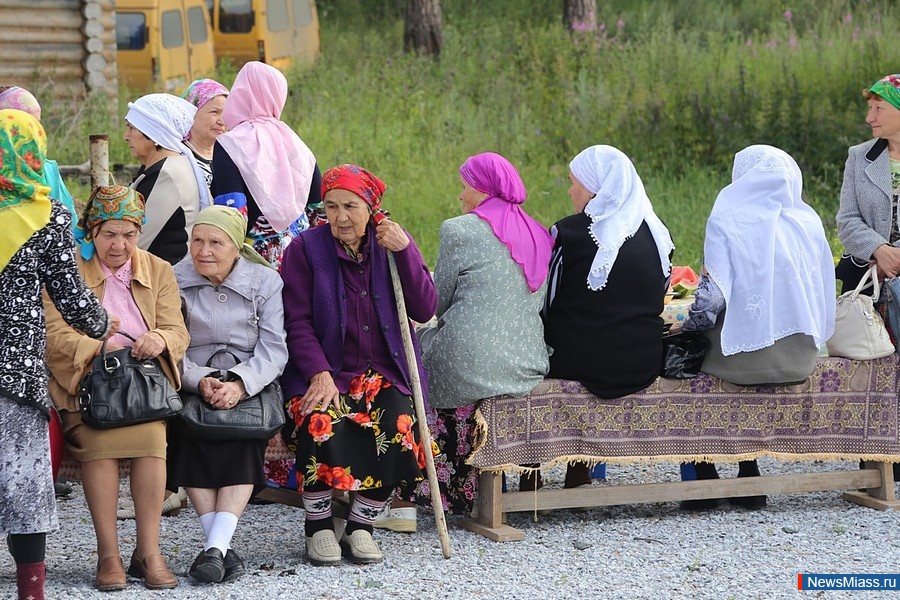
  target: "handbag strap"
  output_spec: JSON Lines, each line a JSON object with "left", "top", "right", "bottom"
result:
{"left": 852, "top": 265, "right": 881, "bottom": 302}
{"left": 99, "top": 331, "right": 137, "bottom": 374}
{"left": 204, "top": 348, "right": 242, "bottom": 369}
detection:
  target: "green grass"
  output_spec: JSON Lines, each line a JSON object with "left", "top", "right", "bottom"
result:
{"left": 45, "top": 0, "right": 899, "bottom": 269}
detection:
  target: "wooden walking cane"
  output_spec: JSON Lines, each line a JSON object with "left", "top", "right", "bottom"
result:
{"left": 385, "top": 251, "right": 452, "bottom": 559}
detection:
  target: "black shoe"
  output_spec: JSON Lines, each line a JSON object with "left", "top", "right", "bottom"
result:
{"left": 679, "top": 498, "right": 725, "bottom": 511}
{"left": 729, "top": 495, "right": 767, "bottom": 510}
{"left": 55, "top": 481, "right": 73, "bottom": 498}
{"left": 222, "top": 549, "right": 246, "bottom": 583}
{"left": 189, "top": 548, "right": 225, "bottom": 583}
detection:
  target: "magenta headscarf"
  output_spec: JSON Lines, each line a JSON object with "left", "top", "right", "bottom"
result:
{"left": 460, "top": 152, "right": 553, "bottom": 292}
{"left": 217, "top": 61, "right": 316, "bottom": 232}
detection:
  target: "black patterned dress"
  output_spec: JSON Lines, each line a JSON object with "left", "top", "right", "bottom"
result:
{"left": 0, "top": 203, "right": 109, "bottom": 535}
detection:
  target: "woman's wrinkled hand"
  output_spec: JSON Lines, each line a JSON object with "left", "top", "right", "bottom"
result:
{"left": 198, "top": 376, "right": 219, "bottom": 403}
{"left": 104, "top": 315, "right": 122, "bottom": 339}
{"left": 375, "top": 218, "right": 410, "bottom": 252}
{"left": 130, "top": 331, "right": 167, "bottom": 360}
{"left": 299, "top": 371, "right": 340, "bottom": 416}
{"left": 208, "top": 379, "right": 247, "bottom": 410}
{"left": 873, "top": 244, "right": 900, "bottom": 279}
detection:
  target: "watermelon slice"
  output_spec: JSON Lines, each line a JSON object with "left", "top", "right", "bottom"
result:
{"left": 669, "top": 266, "right": 699, "bottom": 299}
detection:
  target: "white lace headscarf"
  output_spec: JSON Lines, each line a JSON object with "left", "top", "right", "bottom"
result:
{"left": 704, "top": 144, "right": 835, "bottom": 355}
{"left": 125, "top": 93, "right": 211, "bottom": 209}
{"left": 570, "top": 145, "right": 674, "bottom": 291}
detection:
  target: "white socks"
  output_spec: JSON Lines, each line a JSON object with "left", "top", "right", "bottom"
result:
{"left": 203, "top": 511, "right": 239, "bottom": 552}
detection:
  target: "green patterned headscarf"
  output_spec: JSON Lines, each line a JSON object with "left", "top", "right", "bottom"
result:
{"left": 75, "top": 185, "right": 146, "bottom": 260}
{"left": 193, "top": 205, "right": 272, "bottom": 268}
{"left": 869, "top": 74, "right": 900, "bottom": 111}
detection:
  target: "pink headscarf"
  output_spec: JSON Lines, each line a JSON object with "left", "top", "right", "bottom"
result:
{"left": 217, "top": 61, "right": 316, "bottom": 232}
{"left": 0, "top": 87, "right": 41, "bottom": 121}
{"left": 461, "top": 152, "right": 553, "bottom": 292}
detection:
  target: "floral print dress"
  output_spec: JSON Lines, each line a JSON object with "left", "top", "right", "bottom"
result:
{"left": 286, "top": 370, "right": 428, "bottom": 491}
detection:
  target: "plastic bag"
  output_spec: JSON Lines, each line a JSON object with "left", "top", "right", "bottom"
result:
{"left": 660, "top": 331, "right": 709, "bottom": 379}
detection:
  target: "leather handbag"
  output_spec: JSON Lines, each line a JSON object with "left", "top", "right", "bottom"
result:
{"left": 79, "top": 332, "right": 183, "bottom": 429}
{"left": 177, "top": 350, "right": 285, "bottom": 441}
{"left": 826, "top": 266, "right": 895, "bottom": 360}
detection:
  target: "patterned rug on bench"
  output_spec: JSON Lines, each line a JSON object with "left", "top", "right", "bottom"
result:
{"left": 469, "top": 355, "right": 900, "bottom": 471}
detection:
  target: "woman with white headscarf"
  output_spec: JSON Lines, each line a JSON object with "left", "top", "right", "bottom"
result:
{"left": 681, "top": 144, "right": 836, "bottom": 510}
{"left": 124, "top": 93, "right": 210, "bottom": 265}
{"left": 542, "top": 144, "right": 674, "bottom": 490}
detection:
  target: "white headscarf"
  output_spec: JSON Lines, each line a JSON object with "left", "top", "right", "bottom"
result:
{"left": 124, "top": 93, "right": 211, "bottom": 209}
{"left": 569, "top": 145, "right": 674, "bottom": 291}
{"left": 704, "top": 145, "right": 836, "bottom": 355}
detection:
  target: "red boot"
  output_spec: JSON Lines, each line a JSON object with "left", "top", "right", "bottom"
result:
{"left": 16, "top": 561, "right": 45, "bottom": 600}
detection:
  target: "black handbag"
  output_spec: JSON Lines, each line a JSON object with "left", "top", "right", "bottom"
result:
{"left": 176, "top": 350, "right": 285, "bottom": 441}
{"left": 79, "top": 332, "right": 183, "bottom": 429}
{"left": 660, "top": 331, "right": 709, "bottom": 379}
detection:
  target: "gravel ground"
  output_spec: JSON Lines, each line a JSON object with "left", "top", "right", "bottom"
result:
{"left": 3, "top": 458, "right": 899, "bottom": 600}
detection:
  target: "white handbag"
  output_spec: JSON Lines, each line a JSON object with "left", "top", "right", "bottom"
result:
{"left": 826, "top": 265, "right": 895, "bottom": 360}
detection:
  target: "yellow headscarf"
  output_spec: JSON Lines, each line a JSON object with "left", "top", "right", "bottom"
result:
{"left": 0, "top": 109, "right": 51, "bottom": 272}
{"left": 194, "top": 205, "right": 272, "bottom": 268}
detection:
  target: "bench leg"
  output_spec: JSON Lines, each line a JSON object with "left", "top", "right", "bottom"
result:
{"left": 843, "top": 461, "right": 900, "bottom": 511}
{"left": 459, "top": 470, "right": 524, "bottom": 542}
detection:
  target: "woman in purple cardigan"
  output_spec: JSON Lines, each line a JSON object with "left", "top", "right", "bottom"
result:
{"left": 280, "top": 164, "right": 437, "bottom": 566}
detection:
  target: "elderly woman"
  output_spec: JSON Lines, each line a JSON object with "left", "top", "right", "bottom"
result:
{"left": 212, "top": 61, "right": 322, "bottom": 267}
{"left": 45, "top": 185, "right": 189, "bottom": 591}
{"left": 681, "top": 145, "right": 836, "bottom": 510}
{"left": 406, "top": 152, "right": 552, "bottom": 519}
{"left": 836, "top": 73, "right": 900, "bottom": 290}
{"left": 0, "top": 109, "right": 117, "bottom": 600}
{"left": 0, "top": 87, "right": 79, "bottom": 500}
{"left": 169, "top": 204, "right": 287, "bottom": 584}
{"left": 836, "top": 73, "right": 900, "bottom": 482}
{"left": 124, "top": 93, "right": 208, "bottom": 265}
{"left": 543, "top": 145, "right": 674, "bottom": 490}
{"left": 280, "top": 164, "right": 436, "bottom": 566}
{"left": 181, "top": 79, "right": 229, "bottom": 189}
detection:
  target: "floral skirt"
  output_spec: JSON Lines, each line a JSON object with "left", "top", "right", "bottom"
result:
{"left": 287, "top": 376, "right": 426, "bottom": 492}
{"left": 405, "top": 404, "right": 479, "bottom": 516}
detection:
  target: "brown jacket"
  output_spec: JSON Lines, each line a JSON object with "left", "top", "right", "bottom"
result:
{"left": 44, "top": 248, "right": 189, "bottom": 412}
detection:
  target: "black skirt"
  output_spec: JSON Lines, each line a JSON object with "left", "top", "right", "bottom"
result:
{"left": 168, "top": 431, "right": 268, "bottom": 489}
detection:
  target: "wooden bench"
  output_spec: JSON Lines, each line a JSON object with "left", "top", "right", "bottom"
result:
{"left": 459, "top": 354, "right": 900, "bottom": 541}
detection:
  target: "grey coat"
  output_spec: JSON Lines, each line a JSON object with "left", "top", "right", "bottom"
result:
{"left": 174, "top": 256, "right": 288, "bottom": 396}
{"left": 419, "top": 214, "right": 549, "bottom": 408}
{"left": 836, "top": 138, "right": 893, "bottom": 261}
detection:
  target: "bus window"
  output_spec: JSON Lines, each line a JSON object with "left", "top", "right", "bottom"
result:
{"left": 292, "top": 0, "right": 311, "bottom": 27}
{"left": 116, "top": 13, "right": 147, "bottom": 50}
{"left": 267, "top": 0, "right": 288, "bottom": 33}
{"left": 187, "top": 6, "right": 209, "bottom": 43}
{"left": 220, "top": 0, "right": 254, "bottom": 33}
{"left": 161, "top": 9, "right": 185, "bottom": 48}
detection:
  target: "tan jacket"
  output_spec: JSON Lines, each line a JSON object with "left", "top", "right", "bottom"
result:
{"left": 44, "top": 248, "right": 189, "bottom": 412}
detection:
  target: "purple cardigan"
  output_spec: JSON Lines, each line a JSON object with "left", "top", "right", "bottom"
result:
{"left": 280, "top": 223, "right": 437, "bottom": 399}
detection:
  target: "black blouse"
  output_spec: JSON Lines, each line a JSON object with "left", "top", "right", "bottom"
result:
{"left": 543, "top": 213, "right": 667, "bottom": 399}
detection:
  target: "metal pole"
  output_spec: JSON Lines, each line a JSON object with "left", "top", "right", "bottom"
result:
{"left": 89, "top": 134, "right": 109, "bottom": 189}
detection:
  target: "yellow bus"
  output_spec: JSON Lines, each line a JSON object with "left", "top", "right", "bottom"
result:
{"left": 205, "top": 0, "right": 320, "bottom": 72}
{"left": 116, "top": 0, "right": 217, "bottom": 92}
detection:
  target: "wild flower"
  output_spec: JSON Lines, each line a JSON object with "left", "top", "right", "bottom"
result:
{"left": 617, "top": 18, "right": 625, "bottom": 30}
{"left": 843, "top": 13, "right": 853, "bottom": 24}
{"left": 783, "top": 10, "right": 792, "bottom": 22}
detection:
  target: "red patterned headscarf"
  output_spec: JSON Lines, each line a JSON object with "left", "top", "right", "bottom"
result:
{"left": 321, "top": 164, "right": 387, "bottom": 218}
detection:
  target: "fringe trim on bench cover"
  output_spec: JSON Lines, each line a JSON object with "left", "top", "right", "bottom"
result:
{"left": 467, "top": 355, "right": 900, "bottom": 472}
